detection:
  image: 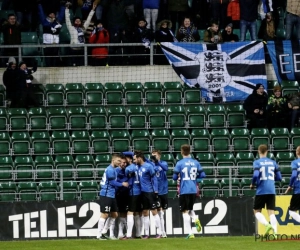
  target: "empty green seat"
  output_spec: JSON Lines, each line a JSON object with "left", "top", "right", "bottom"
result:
{"left": 171, "top": 129, "right": 190, "bottom": 152}
{"left": 28, "top": 107, "right": 48, "bottom": 131}
{"left": 231, "top": 128, "right": 251, "bottom": 152}
{"left": 211, "top": 128, "right": 231, "bottom": 152}
{"left": 47, "top": 107, "right": 68, "bottom": 130}
{"left": 104, "top": 82, "right": 124, "bottom": 105}
{"left": 107, "top": 106, "right": 127, "bottom": 129}
{"left": 85, "top": 82, "right": 104, "bottom": 106}
{"left": 39, "top": 181, "right": 58, "bottom": 201}
{"left": 206, "top": 104, "right": 226, "bottom": 128}
{"left": 0, "top": 156, "right": 13, "bottom": 180}
{"left": 124, "top": 82, "right": 144, "bottom": 105}
{"left": 18, "top": 182, "right": 37, "bottom": 201}
{"left": 110, "top": 130, "right": 131, "bottom": 153}
{"left": 191, "top": 128, "right": 211, "bottom": 152}
{"left": 127, "top": 106, "right": 147, "bottom": 129}
{"left": 65, "top": 83, "right": 84, "bottom": 105}
{"left": 0, "top": 131, "right": 10, "bottom": 156}
{"left": 35, "top": 155, "right": 54, "bottom": 179}
{"left": 31, "top": 84, "right": 45, "bottom": 106}
{"left": 220, "top": 178, "right": 241, "bottom": 197}
{"left": 215, "top": 152, "right": 236, "bottom": 176}
{"left": 71, "top": 130, "right": 91, "bottom": 154}
{"left": 14, "top": 156, "right": 34, "bottom": 180}
{"left": 151, "top": 129, "right": 171, "bottom": 152}
{"left": 131, "top": 130, "right": 151, "bottom": 152}
{"left": 11, "top": 131, "right": 31, "bottom": 155}
{"left": 95, "top": 154, "right": 111, "bottom": 168}
{"left": 186, "top": 105, "right": 206, "bottom": 128}
{"left": 226, "top": 104, "right": 246, "bottom": 127}
{"left": 31, "top": 131, "right": 51, "bottom": 155}
{"left": 251, "top": 128, "right": 270, "bottom": 151}
{"left": 67, "top": 106, "right": 88, "bottom": 130}
{"left": 61, "top": 181, "right": 78, "bottom": 200}
{"left": 7, "top": 108, "right": 28, "bottom": 131}
{"left": 194, "top": 152, "right": 215, "bottom": 168}
{"left": 144, "top": 81, "right": 163, "bottom": 105}
{"left": 163, "top": 81, "right": 183, "bottom": 104}
{"left": 86, "top": 106, "right": 107, "bottom": 130}
{"left": 0, "top": 107, "right": 8, "bottom": 131}
{"left": 91, "top": 130, "right": 110, "bottom": 154}
{"left": 183, "top": 85, "right": 201, "bottom": 104}
{"left": 0, "top": 182, "right": 17, "bottom": 201}
{"left": 78, "top": 180, "right": 98, "bottom": 200}
{"left": 51, "top": 131, "right": 71, "bottom": 155}
{"left": 271, "top": 128, "right": 290, "bottom": 152}
{"left": 275, "top": 151, "right": 295, "bottom": 167}
{"left": 200, "top": 179, "right": 220, "bottom": 197}
{"left": 147, "top": 106, "right": 167, "bottom": 129}
{"left": 167, "top": 105, "right": 186, "bottom": 129}
{"left": 55, "top": 155, "right": 75, "bottom": 179}
{"left": 45, "top": 84, "right": 65, "bottom": 106}
{"left": 75, "top": 155, "right": 95, "bottom": 179}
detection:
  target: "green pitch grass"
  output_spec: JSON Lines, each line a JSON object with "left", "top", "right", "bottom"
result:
{"left": 1, "top": 236, "right": 299, "bottom": 250}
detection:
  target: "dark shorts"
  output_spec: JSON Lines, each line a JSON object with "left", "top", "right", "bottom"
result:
{"left": 141, "top": 192, "right": 157, "bottom": 210}
{"left": 179, "top": 194, "right": 196, "bottom": 212}
{"left": 100, "top": 195, "right": 118, "bottom": 213}
{"left": 289, "top": 194, "right": 300, "bottom": 211}
{"left": 128, "top": 194, "right": 142, "bottom": 212}
{"left": 253, "top": 194, "right": 276, "bottom": 210}
{"left": 157, "top": 194, "right": 168, "bottom": 210}
{"left": 116, "top": 193, "right": 129, "bottom": 213}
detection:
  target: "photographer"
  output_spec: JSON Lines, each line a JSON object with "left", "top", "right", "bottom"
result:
{"left": 16, "top": 60, "right": 39, "bottom": 108}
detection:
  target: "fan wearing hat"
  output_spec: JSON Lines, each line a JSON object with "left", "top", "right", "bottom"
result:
{"left": 243, "top": 83, "right": 268, "bottom": 130}
{"left": 222, "top": 23, "right": 239, "bottom": 42}
{"left": 286, "top": 90, "right": 300, "bottom": 129}
{"left": 266, "top": 86, "right": 288, "bottom": 130}
{"left": 15, "top": 60, "right": 38, "bottom": 108}
{"left": 2, "top": 57, "right": 18, "bottom": 107}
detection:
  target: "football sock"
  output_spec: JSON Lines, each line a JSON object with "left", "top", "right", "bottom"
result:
{"left": 126, "top": 214, "right": 134, "bottom": 238}
{"left": 269, "top": 214, "right": 277, "bottom": 234}
{"left": 255, "top": 212, "right": 269, "bottom": 225}
{"left": 108, "top": 218, "right": 116, "bottom": 237}
{"left": 118, "top": 217, "right": 126, "bottom": 237}
{"left": 154, "top": 214, "right": 162, "bottom": 235}
{"left": 158, "top": 211, "right": 165, "bottom": 234}
{"left": 102, "top": 217, "right": 111, "bottom": 234}
{"left": 188, "top": 210, "right": 196, "bottom": 222}
{"left": 143, "top": 215, "right": 150, "bottom": 236}
{"left": 134, "top": 215, "right": 142, "bottom": 237}
{"left": 97, "top": 218, "right": 106, "bottom": 238}
{"left": 183, "top": 212, "right": 192, "bottom": 235}
{"left": 289, "top": 210, "right": 300, "bottom": 223}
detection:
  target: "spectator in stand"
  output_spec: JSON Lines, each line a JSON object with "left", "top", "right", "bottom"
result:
{"left": 78, "top": 0, "right": 101, "bottom": 21}
{"left": 168, "top": 0, "right": 190, "bottom": 34}
{"left": 2, "top": 57, "right": 18, "bottom": 107}
{"left": 258, "top": 12, "right": 276, "bottom": 41}
{"left": 243, "top": 83, "right": 268, "bottom": 130}
{"left": 176, "top": 17, "right": 200, "bottom": 42}
{"left": 285, "top": 0, "right": 300, "bottom": 40}
{"left": 191, "top": 0, "right": 211, "bottom": 30}
{"left": 12, "top": 0, "right": 35, "bottom": 31}
{"left": 1, "top": 13, "right": 22, "bottom": 65}
{"left": 155, "top": 19, "right": 177, "bottom": 65}
{"left": 239, "top": 0, "right": 260, "bottom": 41}
{"left": 65, "top": 1, "right": 96, "bottom": 66}
{"left": 222, "top": 23, "right": 239, "bottom": 42}
{"left": 101, "top": 0, "right": 134, "bottom": 66}
{"left": 38, "top": 1, "right": 66, "bottom": 67}
{"left": 15, "top": 60, "right": 39, "bottom": 108}
{"left": 89, "top": 21, "right": 109, "bottom": 66}
{"left": 266, "top": 86, "right": 288, "bottom": 130}
{"left": 227, "top": 0, "right": 240, "bottom": 29}
{"left": 286, "top": 91, "right": 300, "bottom": 129}
{"left": 203, "top": 20, "right": 223, "bottom": 43}
{"left": 210, "top": 0, "right": 229, "bottom": 29}
{"left": 131, "top": 17, "right": 153, "bottom": 65}
{"left": 158, "top": 0, "right": 168, "bottom": 21}
{"left": 258, "top": 0, "right": 273, "bottom": 20}
{"left": 143, "top": 0, "right": 160, "bottom": 33}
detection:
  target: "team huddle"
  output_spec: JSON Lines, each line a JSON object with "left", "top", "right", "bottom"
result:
{"left": 96, "top": 144, "right": 205, "bottom": 240}
{"left": 96, "top": 143, "right": 300, "bottom": 240}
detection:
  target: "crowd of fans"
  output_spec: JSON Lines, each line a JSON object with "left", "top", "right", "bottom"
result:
{"left": 0, "top": 0, "right": 297, "bottom": 67}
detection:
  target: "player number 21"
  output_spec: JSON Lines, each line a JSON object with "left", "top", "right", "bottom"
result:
{"left": 182, "top": 167, "right": 197, "bottom": 180}
{"left": 260, "top": 166, "right": 275, "bottom": 181}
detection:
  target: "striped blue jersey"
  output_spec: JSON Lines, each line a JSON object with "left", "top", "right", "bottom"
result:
{"left": 125, "top": 163, "right": 141, "bottom": 196}
{"left": 100, "top": 165, "right": 117, "bottom": 198}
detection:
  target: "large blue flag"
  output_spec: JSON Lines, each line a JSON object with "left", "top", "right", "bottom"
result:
{"left": 266, "top": 40, "right": 300, "bottom": 83}
{"left": 161, "top": 41, "right": 267, "bottom": 102}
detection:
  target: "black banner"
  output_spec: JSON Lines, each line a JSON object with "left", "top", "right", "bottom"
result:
{"left": 0, "top": 197, "right": 254, "bottom": 240}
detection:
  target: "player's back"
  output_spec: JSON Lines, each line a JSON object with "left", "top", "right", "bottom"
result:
{"left": 154, "top": 161, "right": 168, "bottom": 195}
{"left": 100, "top": 165, "right": 117, "bottom": 198}
{"left": 291, "top": 158, "right": 300, "bottom": 194}
{"left": 174, "top": 157, "right": 201, "bottom": 195}
{"left": 253, "top": 157, "right": 278, "bottom": 195}
{"left": 139, "top": 162, "right": 155, "bottom": 192}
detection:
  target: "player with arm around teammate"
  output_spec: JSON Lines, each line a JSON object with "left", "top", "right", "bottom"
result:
{"left": 284, "top": 146, "right": 300, "bottom": 224}
{"left": 173, "top": 144, "right": 205, "bottom": 239}
{"left": 96, "top": 154, "right": 129, "bottom": 240}
{"left": 250, "top": 144, "right": 282, "bottom": 238}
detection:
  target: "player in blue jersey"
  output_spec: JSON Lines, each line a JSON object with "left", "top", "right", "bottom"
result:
{"left": 173, "top": 144, "right": 205, "bottom": 239}
{"left": 123, "top": 151, "right": 143, "bottom": 239}
{"left": 96, "top": 154, "right": 129, "bottom": 240}
{"left": 250, "top": 144, "right": 282, "bottom": 238}
{"left": 284, "top": 146, "right": 300, "bottom": 223}
{"left": 151, "top": 149, "right": 168, "bottom": 238}
{"left": 134, "top": 150, "right": 162, "bottom": 239}
{"left": 102, "top": 156, "right": 129, "bottom": 239}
